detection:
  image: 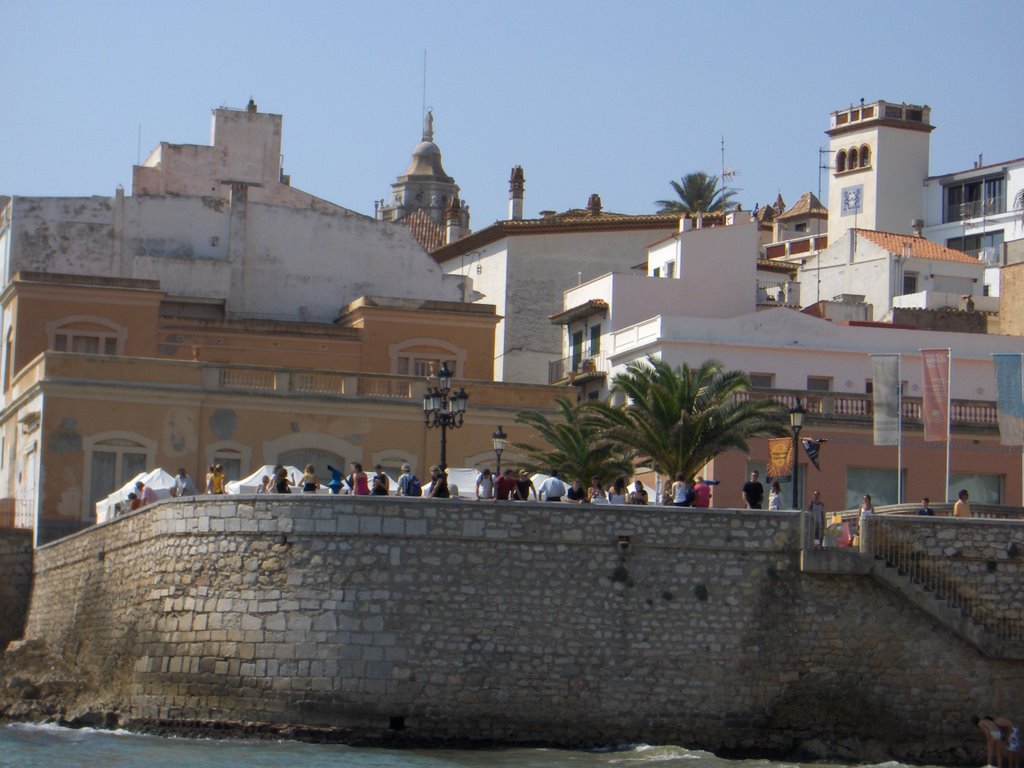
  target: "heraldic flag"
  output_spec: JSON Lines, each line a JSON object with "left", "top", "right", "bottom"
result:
{"left": 802, "top": 438, "right": 822, "bottom": 470}
{"left": 766, "top": 437, "right": 793, "bottom": 482}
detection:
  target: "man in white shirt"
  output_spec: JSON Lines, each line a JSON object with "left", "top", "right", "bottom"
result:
{"left": 538, "top": 470, "right": 566, "bottom": 502}
{"left": 172, "top": 468, "right": 198, "bottom": 497}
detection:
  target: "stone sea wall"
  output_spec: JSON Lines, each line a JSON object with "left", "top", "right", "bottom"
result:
{"left": 13, "top": 497, "right": 1024, "bottom": 761}
{"left": 0, "top": 529, "right": 32, "bottom": 649}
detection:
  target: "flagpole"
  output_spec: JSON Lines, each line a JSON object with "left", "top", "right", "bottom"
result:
{"left": 897, "top": 354, "right": 903, "bottom": 504}
{"left": 944, "top": 348, "right": 952, "bottom": 504}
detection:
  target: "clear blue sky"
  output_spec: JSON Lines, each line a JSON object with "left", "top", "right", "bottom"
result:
{"left": 2, "top": 0, "right": 1022, "bottom": 227}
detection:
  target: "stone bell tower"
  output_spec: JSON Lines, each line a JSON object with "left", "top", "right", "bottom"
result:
{"left": 826, "top": 99, "right": 932, "bottom": 243}
{"left": 375, "top": 110, "right": 469, "bottom": 235}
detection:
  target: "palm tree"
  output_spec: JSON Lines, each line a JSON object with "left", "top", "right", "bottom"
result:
{"left": 584, "top": 357, "right": 787, "bottom": 482}
{"left": 1015, "top": 187, "right": 1024, "bottom": 224}
{"left": 656, "top": 171, "right": 737, "bottom": 214}
{"left": 513, "top": 397, "right": 634, "bottom": 485}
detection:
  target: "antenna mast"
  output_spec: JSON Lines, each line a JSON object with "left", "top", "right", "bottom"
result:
{"left": 422, "top": 50, "right": 427, "bottom": 121}
{"left": 720, "top": 136, "right": 738, "bottom": 208}
{"left": 818, "top": 147, "right": 831, "bottom": 201}
{"left": 721, "top": 136, "right": 725, "bottom": 196}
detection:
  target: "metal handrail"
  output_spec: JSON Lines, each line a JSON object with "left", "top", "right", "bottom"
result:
{"left": 549, "top": 349, "right": 603, "bottom": 384}
{"left": 865, "top": 518, "right": 1024, "bottom": 641}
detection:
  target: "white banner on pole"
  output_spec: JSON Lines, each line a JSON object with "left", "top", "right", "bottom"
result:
{"left": 871, "top": 354, "right": 901, "bottom": 446}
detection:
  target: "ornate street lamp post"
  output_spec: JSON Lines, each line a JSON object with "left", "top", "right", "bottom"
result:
{"left": 789, "top": 397, "right": 806, "bottom": 509}
{"left": 422, "top": 361, "right": 468, "bottom": 471}
{"left": 492, "top": 425, "right": 507, "bottom": 476}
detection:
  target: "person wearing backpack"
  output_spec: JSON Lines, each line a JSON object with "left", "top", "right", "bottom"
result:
{"left": 397, "top": 463, "right": 422, "bottom": 497}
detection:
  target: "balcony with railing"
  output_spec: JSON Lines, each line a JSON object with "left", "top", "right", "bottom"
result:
{"left": 944, "top": 196, "right": 1005, "bottom": 224}
{"left": 549, "top": 346, "right": 607, "bottom": 386}
{"left": 762, "top": 234, "right": 827, "bottom": 260}
{"left": 0, "top": 497, "right": 35, "bottom": 530}
{"left": 25, "top": 352, "right": 555, "bottom": 411}
{"left": 737, "top": 388, "right": 998, "bottom": 430}
{"left": 756, "top": 280, "right": 800, "bottom": 309}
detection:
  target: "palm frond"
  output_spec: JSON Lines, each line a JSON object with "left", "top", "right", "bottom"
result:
{"left": 585, "top": 357, "right": 787, "bottom": 480}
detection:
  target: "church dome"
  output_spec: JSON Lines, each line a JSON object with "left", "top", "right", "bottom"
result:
{"left": 404, "top": 139, "right": 449, "bottom": 178}
{"left": 401, "top": 110, "right": 453, "bottom": 181}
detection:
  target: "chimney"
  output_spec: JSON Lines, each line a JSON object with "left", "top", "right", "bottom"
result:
{"left": 445, "top": 197, "right": 463, "bottom": 245}
{"left": 678, "top": 215, "right": 693, "bottom": 232}
{"left": 911, "top": 219, "right": 924, "bottom": 237}
{"left": 586, "top": 194, "right": 602, "bottom": 216}
{"left": 508, "top": 166, "right": 525, "bottom": 220}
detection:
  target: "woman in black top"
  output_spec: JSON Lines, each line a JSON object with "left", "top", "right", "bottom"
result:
{"left": 427, "top": 466, "right": 449, "bottom": 498}
{"left": 565, "top": 479, "right": 587, "bottom": 503}
{"left": 514, "top": 471, "right": 536, "bottom": 500}
{"left": 301, "top": 464, "right": 319, "bottom": 493}
{"left": 275, "top": 467, "right": 292, "bottom": 494}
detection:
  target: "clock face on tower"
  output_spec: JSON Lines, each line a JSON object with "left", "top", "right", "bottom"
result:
{"left": 841, "top": 184, "right": 863, "bottom": 216}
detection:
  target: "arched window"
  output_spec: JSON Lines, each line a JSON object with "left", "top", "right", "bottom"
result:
{"left": 205, "top": 441, "right": 252, "bottom": 483}
{"left": 836, "top": 150, "right": 847, "bottom": 173}
{"left": 859, "top": 144, "right": 871, "bottom": 168}
{"left": 83, "top": 431, "right": 156, "bottom": 520}
{"left": 848, "top": 147, "right": 859, "bottom": 169}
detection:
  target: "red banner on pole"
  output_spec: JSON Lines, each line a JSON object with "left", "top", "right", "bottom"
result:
{"left": 921, "top": 349, "right": 950, "bottom": 443}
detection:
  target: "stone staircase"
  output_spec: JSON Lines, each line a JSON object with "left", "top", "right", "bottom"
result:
{"left": 801, "top": 546, "right": 1024, "bottom": 660}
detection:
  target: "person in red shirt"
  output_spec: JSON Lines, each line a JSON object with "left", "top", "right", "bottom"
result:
{"left": 494, "top": 468, "right": 517, "bottom": 501}
{"left": 693, "top": 476, "right": 712, "bottom": 508}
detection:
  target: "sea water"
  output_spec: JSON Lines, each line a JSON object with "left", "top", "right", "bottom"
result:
{"left": 0, "top": 722, "right": 948, "bottom": 768}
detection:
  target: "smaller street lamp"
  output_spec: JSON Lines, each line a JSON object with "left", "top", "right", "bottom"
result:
{"left": 789, "top": 397, "right": 806, "bottom": 509}
{"left": 492, "top": 425, "right": 508, "bottom": 476}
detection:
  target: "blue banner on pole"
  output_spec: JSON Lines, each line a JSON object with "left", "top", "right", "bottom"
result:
{"left": 994, "top": 353, "right": 1024, "bottom": 446}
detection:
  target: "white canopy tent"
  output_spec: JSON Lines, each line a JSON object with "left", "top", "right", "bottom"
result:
{"left": 225, "top": 465, "right": 304, "bottom": 494}
{"left": 95, "top": 468, "right": 177, "bottom": 523}
{"left": 435, "top": 468, "right": 552, "bottom": 499}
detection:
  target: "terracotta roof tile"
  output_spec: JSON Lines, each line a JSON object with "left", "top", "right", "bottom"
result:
{"left": 549, "top": 299, "right": 609, "bottom": 324}
{"left": 432, "top": 211, "right": 678, "bottom": 259}
{"left": 854, "top": 229, "right": 981, "bottom": 264}
{"left": 399, "top": 209, "right": 445, "bottom": 252}
{"left": 777, "top": 192, "right": 827, "bottom": 220}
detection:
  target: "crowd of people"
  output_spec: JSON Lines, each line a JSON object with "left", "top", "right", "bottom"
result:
{"left": 135, "top": 464, "right": 981, "bottom": 533}
{"left": 462, "top": 468, "right": 725, "bottom": 507}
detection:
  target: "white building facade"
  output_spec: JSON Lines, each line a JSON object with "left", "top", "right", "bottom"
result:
{"left": 922, "top": 155, "right": 1024, "bottom": 297}
{"left": 434, "top": 196, "right": 679, "bottom": 384}
{"left": 0, "top": 102, "right": 462, "bottom": 324}
{"left": 550, "top": 212, "right": 1022, "bottom": 508}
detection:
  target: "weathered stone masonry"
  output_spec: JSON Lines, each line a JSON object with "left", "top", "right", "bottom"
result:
{"left": 12, "top": 498, "right": 1024, "bottom": 760}
{"left": 0, "top": 529, "right": 33, "bottom": 650}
